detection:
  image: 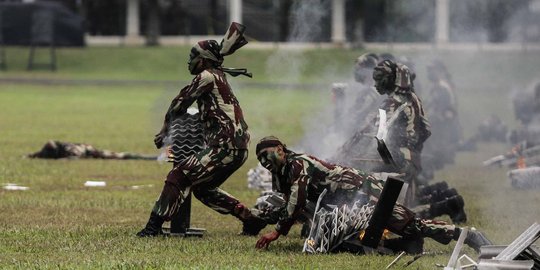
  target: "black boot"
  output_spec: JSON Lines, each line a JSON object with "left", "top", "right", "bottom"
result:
{"left": 454, "top": 228, "right": 493, "bottom": 252}
{"left": 429, "top": 195, "right": 467, "bottom": 224}
{"left": 136, "top": 212, "right": 165, "bottom": 237}
{"left": 233, "top": 203, "right": 268, "bottom": 236}
{"left": 419, "top": 181, "right": 449, "bottom": 197}
{"left": 420, "top": 188, "right": 459, "bottom": 204}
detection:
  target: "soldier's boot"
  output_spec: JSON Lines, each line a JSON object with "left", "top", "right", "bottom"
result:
{"left": 418, "top": 181, "right": 449, "bottom": 197}
{"left": 300, "top": 223, "right": 311, "bottom": 238}
{"left": 454, "top": 227, "right": 493, "bottom": 252}
{"left": 233, "top": 203, "right": 268, "bottom": 236}
{"left": 136, "top": 212, "right": 165, "bottom": 237}
{"left": 420, "top": 188, "right": 459, "bottom": 204}
{"left": 429, "top": 195, "right": 467, "bottom": 224}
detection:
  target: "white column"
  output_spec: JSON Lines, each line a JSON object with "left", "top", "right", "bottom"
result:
{"left": 331, "top": 0, "right": 346, "bottom": 44}
{"left": 435, "top": 0, "right": 449, "bottom": 45}
{"left": 126, "top": 0, "right": 140, "bottom": 37}
{"left": 230, "top": 0, "right": 242, "bottom": 24}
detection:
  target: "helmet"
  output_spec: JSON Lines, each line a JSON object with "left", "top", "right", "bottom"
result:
{"left": 372, "top": 60, "right": 397, "bottom": 95}
{"left": 379, "top": 53, "right": 396, "bottom": 62}
{"left": 354, "top": 53, "right": 379, "bottom": 83}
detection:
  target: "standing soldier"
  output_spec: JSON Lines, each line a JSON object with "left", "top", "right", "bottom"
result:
{"left": 335, "top": 60, "right": 430, "bottom": 206}
{"left": 422, "top": 60, "right": 462, "bottom": 179}
{"left": 136, "top": 23, "right": 266, "bottom": 237}
{"left": 253, "top": 136, "right": 491, "bottom": 251}
{"left": 370, "top": 60, "right": 430, "bottom": 205}
{"left": 348, "top": 53, "right": 383, "bottom": 131}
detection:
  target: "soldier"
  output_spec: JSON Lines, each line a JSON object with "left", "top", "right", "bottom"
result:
{"left": 508, "top": 82, "right": 540, "bottom": 146}
{"left": 27, "top": 140, "right": 156, "bottom": 160}
{"left": 136, "top": 23, "right": 266, "bottom": 237}
{"left": 335, "top": 60, "right": 430, "bottom": 206}
{"left": 253, "top": 136, "right": 491, "bottom": 252}
{"left": 349, "top": 53, "right": 383, "bottom": 129}
{"left": 331, "top": 53, "right": 382, "bottom": 139}
{"left": 298, "top": 53, "right": 382, "bottom": 159}
{"left": 421, "top": 60, "right": 462, "bottom": 181}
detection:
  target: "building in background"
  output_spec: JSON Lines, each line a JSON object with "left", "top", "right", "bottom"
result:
{"left": 0, "top": 0, "right": 539, "bottom": 46}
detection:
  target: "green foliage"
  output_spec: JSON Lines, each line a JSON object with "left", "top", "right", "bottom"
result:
{"left": 1, "top": 46, "right": 540, "bottom": 269}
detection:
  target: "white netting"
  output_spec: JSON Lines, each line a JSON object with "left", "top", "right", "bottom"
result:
{"left": 303, "top": 200, "right": 374, "bottom": 254}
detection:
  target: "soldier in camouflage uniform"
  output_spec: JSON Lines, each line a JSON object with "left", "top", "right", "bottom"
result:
{"left": 253, "top": 136, "right": 491, "bottom": 252}
{"left": 27, "top": 140, "right": 156, "bottom": 160}
{"left": 137, "top": 23, "right": 266, "bottom": 237}
{"left": 421, "top": 60, "right": 462, "bottom": 177}
{"left": 336, "top": 60, "right": 430, "bottom": 206}
{"left": 371, "top": 60, "right": 431, "bottom": 205}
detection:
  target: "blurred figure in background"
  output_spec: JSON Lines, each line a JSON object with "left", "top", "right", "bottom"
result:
{"left": 27, "top": 140, "right": 156, "bottom": 160}
{"left": 421, "top": 59, "right": 462, "bottom": 182}
{"left": 297, "top": 52, "right": 382, "bottom": 159}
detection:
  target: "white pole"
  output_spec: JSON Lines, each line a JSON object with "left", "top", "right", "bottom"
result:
{"left": 126, "top": 0, "right": 140, "bottom": 37}
{"left": 230, "top": 0, "right": 243, "bottom": 24}
{"left": 435, "top": 0, "right": 449, "bottom": 45}
{"left": 331, "top": 0, "right": 346, "bottom": 44}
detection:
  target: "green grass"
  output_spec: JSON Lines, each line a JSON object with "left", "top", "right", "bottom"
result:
{"left": 1, "top": 46, "right": 540, "bottom": 269}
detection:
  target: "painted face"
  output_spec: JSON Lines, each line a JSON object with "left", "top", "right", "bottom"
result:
{"left": 257, "top": 148, "right": 281, "bottom": 173}
{"left": 373, "top": 67, "right": 393, "bottom": 95}
{"left": 188, "top": 47, "right": 202, "bottom": 75}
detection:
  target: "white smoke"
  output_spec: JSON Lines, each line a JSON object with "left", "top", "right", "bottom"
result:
{"left": 265, "top": 0, "right": 329, "bottom": 85}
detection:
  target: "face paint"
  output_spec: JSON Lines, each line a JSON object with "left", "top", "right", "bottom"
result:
{"left": 188, "top": 47, "right": 202, "bottom": 75}
{"left": 373, "top": 67, "right": 393, "bottom": 95}
{"left": 257, "top": 149, "right": 281, "bottom": 172}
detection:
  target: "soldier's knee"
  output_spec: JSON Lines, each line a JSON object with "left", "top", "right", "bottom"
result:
{"left": 165, "top": 167, "right": 192, "bottom": 189}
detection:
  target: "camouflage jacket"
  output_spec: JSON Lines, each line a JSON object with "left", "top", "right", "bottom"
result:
{"left": 165, "top": 68, "right": 250, "bottom": 149}
{"left": 426, "top": 79, "right": 457, "bottom": 122}
{"left": 382, "top": 91, "right": 431, "bottom": 168}
{"left": 271, "top": 151, "right": 381, "bottom": 235}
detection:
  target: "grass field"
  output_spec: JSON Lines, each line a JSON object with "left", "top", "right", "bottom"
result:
{"left": 0, "top": 46, "right": 539, "bottom": 269}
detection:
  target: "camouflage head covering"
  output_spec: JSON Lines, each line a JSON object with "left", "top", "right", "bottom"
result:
{"left": 354, "top": 53, "right": 379, "bottom": 83}
{"left": 373, "top": 60, "right": 413, "bottom": 95}
{"left": 355, "top": 53, "right": 379, "bottom": 69}
{"left": 379, "top": 52, "right": 396, "bottom": 62}
{"left": 255, "top": 136, "right": 285, "bottom": 156}
{"left": 189, "top": 22, "right": 252, "bottom": 77}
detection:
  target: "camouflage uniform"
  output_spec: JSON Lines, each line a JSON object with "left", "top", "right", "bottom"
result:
{"left": 422, "top": 61, "right": 462, "bottom": 177}
{"left": 335, "top": 61, "right": 430, "bottom": 187}
{"left": 138, "top": 23, "right": 265, "bottom": 237}
{"left": 27, "top": 140, "right": 155, "bottom": 160}
{"left": 268, "top": 149, "right": 457, "bottom": 245}
{"left": 152, "top": 67, "right": 250, "bottom": 219}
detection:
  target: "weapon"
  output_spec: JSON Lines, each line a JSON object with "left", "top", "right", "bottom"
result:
{"left": 483, "top": 143, "right": 540, "bottom": 168}
{"left": 375, "top": 109, "right": 396, "bottom": 167}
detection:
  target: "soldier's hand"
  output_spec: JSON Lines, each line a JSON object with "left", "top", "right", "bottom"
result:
{"left": 154, "top": 133, "right": 165, "bottom": 149}
{"left": 256, "top": 230, "right": 280, "bottom": 250}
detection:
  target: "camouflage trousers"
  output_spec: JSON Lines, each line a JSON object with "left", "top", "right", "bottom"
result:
{"left": 152, "top": 147, "right": 247, "bottom": 220}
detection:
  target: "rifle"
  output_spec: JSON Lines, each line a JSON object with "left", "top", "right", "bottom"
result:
{"left": 483, "top": 143, "right": 540, "bottom": 168}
